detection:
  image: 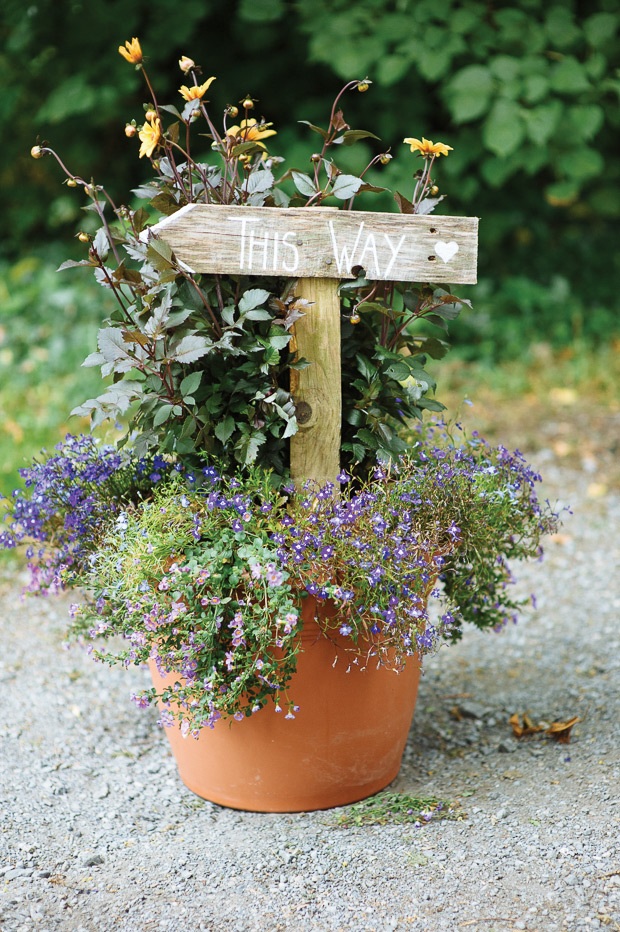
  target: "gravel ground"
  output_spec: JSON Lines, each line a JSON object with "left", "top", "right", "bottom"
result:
{"left": 1, "top": 452, "right": 619, "bottom": 932}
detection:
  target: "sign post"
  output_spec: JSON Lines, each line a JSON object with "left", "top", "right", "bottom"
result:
{"left": 153, "top": 204, "right": 478, "bottom": 486}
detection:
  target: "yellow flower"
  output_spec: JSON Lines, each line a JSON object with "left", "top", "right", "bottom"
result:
{"left": 403, "top": 137, "right": 453, "bottom": 157}
{"left": 179, "top": 77, "right": 216, "bottom": 102}
{"left": 118, "top": 38, "right": 143, "bottom": 65}
{"left": 226, "top": 118, "right": 277, "bottom": 151}
{"left": 138, "top": 115, "right": 162, "bottom": 159}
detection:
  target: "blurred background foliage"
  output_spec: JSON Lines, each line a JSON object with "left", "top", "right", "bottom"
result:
{"left": 1, "top": 0, "right": 619, "bottom": 497}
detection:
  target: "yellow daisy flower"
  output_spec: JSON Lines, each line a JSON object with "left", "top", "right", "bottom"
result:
{"left": 138, "top": 114, "right": 162, "bottom": 159}
{"left": 403, "top": 137, "right": 453, "bottom": 157}
{"left": 118, "top": 38, "right": 143, "bottom": 65}
{"left": 226, "top": 118, "right": 277, "bottom": 151}
{"left": 179, "top": 77, "right": 216, "bottom": 102}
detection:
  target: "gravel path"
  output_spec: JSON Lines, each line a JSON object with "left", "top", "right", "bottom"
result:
{"left": 1, "top": 455, "right": 619, "bottom": 932}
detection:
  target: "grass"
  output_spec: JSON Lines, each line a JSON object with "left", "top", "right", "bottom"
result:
{"left": 328, "top": 791, "right": 459, "bottom": 827}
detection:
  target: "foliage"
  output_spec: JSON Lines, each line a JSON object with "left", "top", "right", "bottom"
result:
{"left": 33, "top": 44, "right": 468, "bottom": 480}
{"left": 294, "top": 0, "right": 620, "bottom": 353}
{"left": 3, "top": 0, "right": 619, "bottom": 356}
{"left": 0, "top": 257, "right": 112, "bottom": 499}
{"left": 2, "top": 426, "right": 562, "bottom": 730}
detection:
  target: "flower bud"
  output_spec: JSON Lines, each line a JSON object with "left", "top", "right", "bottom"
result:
{"left": 430, "top": 185, "right": 439, "bottom": 196}
{"left": 379, "top": 153, "right": 392, "bottom": 165}
{"left": 242, "top": 98, "right": 254, "bottom": 110}
{"left": 78, "top": 232, "right": 89, "bottom": 243}
{"left": 228, "top": 105, "right": 239, "bottom": 118}
{"left": 311, "top": 153, "right": 321, "bottom": 162}
{"left": 179, "top": 56, "right": 195, "bottom": 73}
{"left": 125, "top": 124, "right": 137, "bottom": 138}
{"left": 66, "top": 178, "right": 78, "bottom": 187}
{"left": 145, "top": 109, "right": 157, "bottom": 123}
{"left": 357, "top": 80, "right": 371, "bottom": 92}
{"left": 350, "top": 312, "right": 361, "bottom": 324}
{"left": 31, "top": 145, "right": 43, "bottom": 159}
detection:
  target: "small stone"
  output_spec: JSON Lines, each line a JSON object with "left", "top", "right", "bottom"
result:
{"left": 81, "top": 853, "right": 104, "bottom": 867}
{"left": 37, "top": 870, "right": 51, "bottom": 879}
{"left": 498, "top": 742, "right": 516, "bottom": 753}
{"left": 94, "top": 782, "right": 109, "bottom": 800}
{"left": 457, "top": 701, "right": 485, "bottom": 720}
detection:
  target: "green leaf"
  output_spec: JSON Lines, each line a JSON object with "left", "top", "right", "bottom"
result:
{"left": 291, "top": 171, "right": 317, "bottom": 197}
{"left": 356, "top": 428, "right": 379, "bottom": 450}
{"left": 567, "top": 105, "right": 604, "bottom": 142}
{"left": 418, "top": 397, "right": 445, "bottom": 413}
{"left": 180, "top": 371, "right": 202, "bottom": 396}
{"left": 147, "top": 238, "right": 175, "bottom": 270}
{"left": 545, "top": 180, "right": 580, "bottom": 205}
{"left": 522, "top": 101, "right": 562, "bottom": 146}
{"left": 239, "top": 289, "right": 271, "bottom": 313}
{"left": 245, "top": 308, "right": 273, "bottom": 321}
{"left": 298, "top": 120, "right": 328, "bottom": 140}
{"left": 214, "top": 416, "right": 235, "bottom": 443}
{"left": 168, "top": 335, "right": 212, "bottom": 364}
{"left": 153, "top": 404, "right": 174, "bottom": 427}
{"left": 446, "top": 65, "right": 493, "bottom": 123}
{"left": 338, "top": 129, "right": 381, "bottom": 146}
{"left": 550, "top": 57, "right": 591, "bottom": 94}
{"left": 269, "top": 334, "right": 290, "bottom": 351}
{"left": 384, "top": 361, "right": 410, "bottom": 381}
{"left": 556, "top": 147, "right": 604, "bottom": 181}
{"left": 355, "top": 353, "right": 378, "bottom": 381}
{"left": 584, "top": 12, "right": 619, "bottom": 47}
{"left": 345, "top": 408, "right": 365, "bottom": 427}
{"left": 483, "top": 100, "right": 525, "bottom": 157}
{"left": 331, "top": 174, "right": 363, "bottom": 200}
{"left": 93, "top": 227, "right": 109, "bottom": 262}
{"left": 221, "top": 305, "right": 236, "bottom": 327}
{"left": 246, "top": 169, "right": 274, "bottom": 195}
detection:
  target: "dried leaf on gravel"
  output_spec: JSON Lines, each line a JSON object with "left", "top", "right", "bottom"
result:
{"left": 546, "top": 715, "right": 580, "bottom": 743}
{"left": 509, "top": 712, "right": 545, "bottom": 738}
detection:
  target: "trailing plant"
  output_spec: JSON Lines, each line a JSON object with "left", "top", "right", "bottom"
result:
{"left": 31, "top": 38, "right": 470, "bottom": 480}
{"left": 1, "top": 420, "right": 561, "bottom": 732}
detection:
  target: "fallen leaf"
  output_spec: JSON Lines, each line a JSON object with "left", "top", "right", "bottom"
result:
{"left": 546, "top": 716, "right": 580, "bottom": 743}
{"left": 450, "top": 705, "right": 464, "bottom": 721}
{"left": 509, "top": 712, "right": 545, "bottom": 738}
{"left": 501, "top": 769, "right": 524, "bottom": 781}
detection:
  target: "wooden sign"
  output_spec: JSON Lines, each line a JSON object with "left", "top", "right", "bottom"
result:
{"left": 152, "top": 204, "right": 478, "bottom": 284}
{"left": 153, "top": 202, "right": 479, "bottom": 489}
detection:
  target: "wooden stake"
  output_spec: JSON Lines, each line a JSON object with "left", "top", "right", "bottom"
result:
{"left": 289, "top": 277, "right": 341, "bottom": 488}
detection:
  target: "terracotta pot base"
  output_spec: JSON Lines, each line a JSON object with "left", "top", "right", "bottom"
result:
{"left": 149, "top": 598, "right": 421, "bottom": 812}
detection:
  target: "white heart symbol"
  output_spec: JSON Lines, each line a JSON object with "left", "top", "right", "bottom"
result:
{"left": 434, "top": 240, "right": 459, "bottom": 263}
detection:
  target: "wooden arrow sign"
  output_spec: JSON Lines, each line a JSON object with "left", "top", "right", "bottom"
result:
{"left": 151, "top": 204, "right": 478, "bottom": 284}
{"left": 152, "top": 202, "right": 479, "bottom": 488}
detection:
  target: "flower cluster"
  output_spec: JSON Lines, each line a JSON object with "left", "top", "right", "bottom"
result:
{"left": 0, "top": 434, "right": 174, "bottom": 594}
{"left": 54, "top": 423, "right": 562, "bottom": 733}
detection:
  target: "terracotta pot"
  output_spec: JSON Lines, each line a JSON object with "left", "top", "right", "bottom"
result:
{"left": 149, "top": 596, "right": 422, "bottom": 812}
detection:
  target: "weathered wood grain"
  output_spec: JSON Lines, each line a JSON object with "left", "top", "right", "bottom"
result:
{"left": 151, "top": 204, "right": 478, "bottom": 284}
{"left": 289, "top": 278, "right": 341, "bottom": 488}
